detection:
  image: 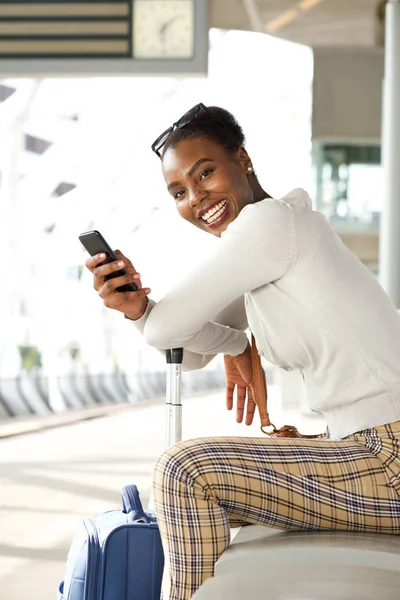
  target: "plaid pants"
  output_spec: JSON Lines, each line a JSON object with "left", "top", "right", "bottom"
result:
{"left": 152, "top": 421, "right": 400, "bottom": 600}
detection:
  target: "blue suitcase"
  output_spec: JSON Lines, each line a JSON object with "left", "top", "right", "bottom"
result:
{"left": 57, "top": 485, "right": 163, "bottom": 600}
{"left": 58, "top": 349, "right": 184, "bottom": 600}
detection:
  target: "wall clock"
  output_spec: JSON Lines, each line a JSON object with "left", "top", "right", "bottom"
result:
{"left": 0, "top": 0, "right": 208, "bottom": 75}
{"left": 133, "top": 0, "right": 195, "bottom": 59}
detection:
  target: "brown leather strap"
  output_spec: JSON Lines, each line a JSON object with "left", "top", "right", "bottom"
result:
{"left": 269, "top": 425, "right": 326, "bottom": 439}
{"left": 251, "top": 335, "right": 325, "bottom": 439}
{"left": 250, "top": 334, "right": 271, "bottom": 428}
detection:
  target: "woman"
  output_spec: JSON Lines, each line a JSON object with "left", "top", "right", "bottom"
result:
{"left": 86, "top": 104, "right": 400, "bottom": 600}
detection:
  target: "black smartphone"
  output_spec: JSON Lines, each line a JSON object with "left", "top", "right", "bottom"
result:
{"left": 79, "top": 229, "right": 138, "bottom": 293}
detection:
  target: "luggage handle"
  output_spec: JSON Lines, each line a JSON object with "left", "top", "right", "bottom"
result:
{"left": 121, "top": 484, "right": 154, "bottom": 523}
{"left": 166, "top": 348, "right": 183, "bottom": 448}
{"left": 166, "top": 348, "right": 183, "bottom": 364}
{"left": 140, "top": 348, "right": 185, "bottom": 515}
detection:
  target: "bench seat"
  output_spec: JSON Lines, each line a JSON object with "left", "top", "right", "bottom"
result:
{"left": 192, "top": 526, "right": 400, "bottom": 599}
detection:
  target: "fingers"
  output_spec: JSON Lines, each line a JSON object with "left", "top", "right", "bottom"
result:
{"left": 245, "top": 388, "right": 256, "bottom": 426}
{"left": 113, "top": 249, "right": 127, "bottom": 261}
{"left": 230, "top": 345, "right": 253, "bottom": 386}
{"left": 98, "top": 273, "right": 151, "bottom": 302}
{"left": 226, "top": 382, "right": 234, "bottom": 411}
{"left": 94, "top": 260, "right": 128, "bottom": 279}
{"left": 86, "top": 253, "right": 119, "bottom": 292}
{"left": 85, "top": 252, "right": 143, "bottom": 295}
{"left": 85, "top": 250, "right": 137, "bottom": 277}
{"left": 85, "top": 252, "right": 107, "bottom": 272}
{"left": 94, "top": 259, "right": 136, "bottom": 280}
{"left": 235, "top": 386, "right": 256, "bottom": 426}
{"left": 261, "top": 417, "right": 270, "bottom": 428}
{"left": 113, "top": 250, "right": 136, "bottom": 274}
{"left": 236, "top": 385, "right": 246, "bottom": 423}
{"left": 225, "top": 374, "right": 258, "bottom": 428}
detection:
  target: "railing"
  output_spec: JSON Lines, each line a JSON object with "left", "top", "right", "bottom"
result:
{"left": 0, "top": 369, "right": 226, "bottom": 419}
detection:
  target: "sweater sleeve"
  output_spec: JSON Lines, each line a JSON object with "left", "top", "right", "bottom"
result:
{"left": 127, "top": 293, "right": 248, "bottom": 371}
{"left": 143, "top": 199, "right": 296, "bottom": 353}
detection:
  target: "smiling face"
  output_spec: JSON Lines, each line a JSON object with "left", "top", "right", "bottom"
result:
{"left": 162, "top": 137, "right": 255, "bottom": 237}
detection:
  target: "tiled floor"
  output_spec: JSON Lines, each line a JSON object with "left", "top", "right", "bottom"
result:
{"left": 0, "top": 387, "right": 325, "bottom": 600}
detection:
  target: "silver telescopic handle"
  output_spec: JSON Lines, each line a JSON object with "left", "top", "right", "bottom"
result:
{"left": 165, "top": 348, "right": 183, "bottom": 448}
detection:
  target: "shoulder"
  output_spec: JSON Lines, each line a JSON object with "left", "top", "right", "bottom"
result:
{"left": 220, "top": 196, "right": 296, "bottom": 268}
{"left": 238, "top": 188, "right": 312, "bottom": 222}
{"left": 280, "top": 188, "right": 313, "bottom": 210}
{"left": 224, "top": 191, "right": 304, "bottom": 241}
{"left": 233, "top": 197, "right": 290, "bottom": 227}
{"left": 220, "top": 189, "right": 316, "bottom": 264}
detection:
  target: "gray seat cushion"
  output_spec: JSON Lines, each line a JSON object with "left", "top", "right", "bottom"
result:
{"left": 192, "top": 526, "right": 400, "bottom": 599}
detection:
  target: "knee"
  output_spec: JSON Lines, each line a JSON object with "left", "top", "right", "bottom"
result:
{"left": 153, "top": 440, "right": 196, "bottom": 486}
{"left": 152, "top": 441, "right": 197, "bottom": 510}
{"left": 153, "top": 437, "right": 216, "bottom": 496}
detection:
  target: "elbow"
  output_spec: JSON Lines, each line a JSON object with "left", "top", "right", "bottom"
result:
{"left": 143, "top": 302, "right": 199, "bottom": 349}
{"left": 143, "top": 321, "right": 168, "bottom": 349}
{"left": 143, "top": 318, "right": 183, "bottom": 350}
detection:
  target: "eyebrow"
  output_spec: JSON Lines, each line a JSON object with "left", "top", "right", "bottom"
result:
{"left": 167, "top": 157, "right": 213, "bottom": 192}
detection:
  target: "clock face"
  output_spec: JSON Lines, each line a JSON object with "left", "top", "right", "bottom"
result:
{"left": 132, "top": 0, "right": 195, "bottom": 59}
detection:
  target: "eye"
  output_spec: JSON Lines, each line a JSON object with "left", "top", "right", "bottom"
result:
{"left": 199, "top": 168, "right": 213, "bottom": 181}
{"left": 173, "top": 189, "right": 185, "bottom": 200}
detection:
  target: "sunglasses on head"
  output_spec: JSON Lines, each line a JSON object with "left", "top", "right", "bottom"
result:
{"left": 151, "top": 102, "right": 238, "bottom": 158}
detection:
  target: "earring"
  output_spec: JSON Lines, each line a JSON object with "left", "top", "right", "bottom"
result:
{"left": 247, "top": 166, "right": 253, "bottom": 173}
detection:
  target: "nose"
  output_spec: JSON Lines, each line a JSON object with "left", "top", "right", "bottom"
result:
{"left": 188, "top": 185, "right": 208, "bottom": 208}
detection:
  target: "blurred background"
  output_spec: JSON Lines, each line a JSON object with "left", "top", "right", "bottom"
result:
{"left": 0, "top": 1, "right": 391, "bottom": 423}
{"left": 0, "top": 25, "right": 316, "bottom": 418}
{"left": 1, "top": 1, "right": 399, "bottom": 598}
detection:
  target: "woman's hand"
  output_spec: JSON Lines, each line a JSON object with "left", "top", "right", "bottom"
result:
{"left": 224, "top": 344, "right": 256, "bottom": 426}
{"left": 224, "top": 344, "right": 270, "bottom": 428}
{"left": 85, "top": 250, "right": 151, "bottom": 320}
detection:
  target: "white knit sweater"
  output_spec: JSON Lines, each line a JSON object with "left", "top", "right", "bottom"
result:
{"left": 132, "top": 189, "right": 400, "bottom": 440}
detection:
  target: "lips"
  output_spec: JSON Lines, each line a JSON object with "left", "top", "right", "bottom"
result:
{"left": 197, "top": 199, "right": 227, "bottom": 220}
{"left": 199, "top": 200, "right": 230, "bottom": 229}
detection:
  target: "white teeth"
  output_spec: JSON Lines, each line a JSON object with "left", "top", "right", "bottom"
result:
{"left": 201, "top": 200, "right": 227, "bottom": 223}
{"left": 208, "top": 206, "right": 225, "bottom": 222}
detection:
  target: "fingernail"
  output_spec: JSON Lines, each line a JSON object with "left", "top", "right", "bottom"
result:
{"left": 133, "top": 273, "right": 140, "bottom": 279}
{"left": 117, "top": 261, "right": 124, "bottom": 267}
{"left": 98, "top": 253, "right": 105, "bottom": 259}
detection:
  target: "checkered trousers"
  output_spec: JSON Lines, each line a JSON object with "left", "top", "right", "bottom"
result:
{"left": 152, "top": 421, "right": 400, "bottom": 600}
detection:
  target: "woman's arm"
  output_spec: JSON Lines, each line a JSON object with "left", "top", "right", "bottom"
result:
{"left": 144, "top": 199, "right": 296, "bottom": 354}
{"left": 128, "top": 295, "right": 248, "bottom": 371}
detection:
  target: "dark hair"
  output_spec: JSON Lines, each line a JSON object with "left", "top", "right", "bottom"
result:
{"left": 161, "top": 106, "right": 245, "bottom": 159}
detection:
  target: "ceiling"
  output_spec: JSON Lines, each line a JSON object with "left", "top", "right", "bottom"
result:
{"left": 210, "top": 0, "right": 385, "bottom": 47}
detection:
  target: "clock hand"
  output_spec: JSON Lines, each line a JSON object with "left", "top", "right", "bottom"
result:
{"left": 159, "top": 15, "right": 180, "bottom": 37}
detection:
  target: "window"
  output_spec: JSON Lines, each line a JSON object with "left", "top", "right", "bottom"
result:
{"left": 0, "top": 84, "right": 15, "bottom": 102}
{"left": 313, "top": 143, "right": 381, "bottom": 224}
{"left": 51, "top": 182, "right": 76, "bottom": 198}
{"left": 67, "top": 265, "right": 84, "bottom": 280}
{"left": 24, "top": 134, "right": 52, "bottom": 154}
